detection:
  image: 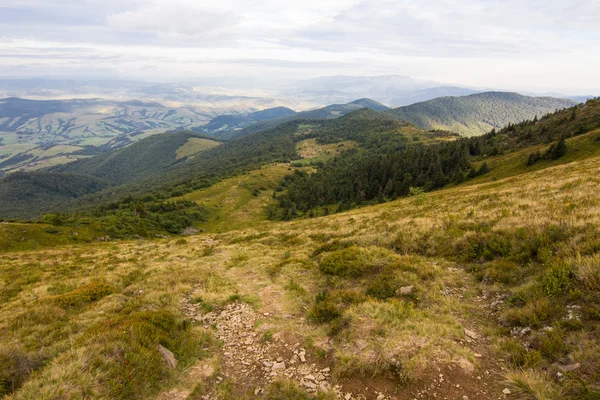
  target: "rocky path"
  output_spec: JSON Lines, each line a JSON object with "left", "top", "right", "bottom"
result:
{"left": 166, "top": 268, "right": 512, "bottom": 400}
{"left": 183, "top": 297, "right": 390, "bottom": 399}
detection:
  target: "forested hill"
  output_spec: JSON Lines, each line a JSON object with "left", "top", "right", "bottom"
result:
{"left": 50, "top": 131, "right": 220, "bottom": 185}
{"left": 388, "top": 92, "right": 577, "bottom": 137}
{"left": 270, "top": 98, "right": 599, "bottom": 218}
{"left": 468, "top": 96, "right": 600, "bottom": 155}
{"left": 218, "top": 98, "right": 390, "bottom": 139}
{"left": 0, "top": 121, "right": 303, "bottom": 219}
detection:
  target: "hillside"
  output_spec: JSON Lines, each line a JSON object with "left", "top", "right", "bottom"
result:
{"left": 49, "top": 131, "right": 220, "bottom": 185}
{"left": 0, "top": 172, "right": 111, "bottom": 218}
{"left": 1, "top": 142, "right": 599, "bottom": 399}
{"left": 220, "top": 98, "right": 390, "bottom": 139}
{"left": 195, "top": 107, "right": 297, "bottom": 135}
{"left": 389, "top": 92, "right": 577, "bottom": 136}
{"left": 0, "top": 97, "right": 217, "bottom": 172}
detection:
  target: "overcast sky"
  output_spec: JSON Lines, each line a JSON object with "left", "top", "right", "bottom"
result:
{"left": 0, "top": 0, "right": 598, "bottom": 93}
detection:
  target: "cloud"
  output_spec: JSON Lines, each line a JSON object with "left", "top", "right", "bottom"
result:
{"left": 107, "top": 2, "right": 242, "bottom": 40}
{"left": 0, "top": 0, "right": 598, "bottom": 92}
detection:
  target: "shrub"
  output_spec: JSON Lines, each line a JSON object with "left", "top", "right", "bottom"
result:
{"left": 500, "top": 339, "right": 542, "bottom": 368}
{"left": 457, "top": 232, "right": 511, "bottom": 262}
{"left": 366, "top": 274, "right": 400, "bottom": 299}
{"left": 45, "top": 282, "right": 115, "bottom": 309}
{"left": 0, "top": 345, "right": 43, "bottom": 396}
{"left": 538, "top": 329, "right": 567, "bottom": 361}
{"left": 70, "top": 311, "right": 214, "bottom": 400}
{"left": 308, "top": 290, "right": 366, "bottom": 325}
{"left": 543, "top": 263, "right": 575, "bottom": 296}
{"left": 263, "top": 379, "right": 331, "bottom": 400}
{"left": 312, "top": 240, "right": 355, "bottom": 256}
{"left": 573, "top": 254, "right": 600, "bottom": 291}
{"left": 309, "top": 298, "right": 342, "bottom": 323}
{"left": 500, "top": 298, "right": 563, "bottom": 328}
{"left": 319, "top": 246, "right": 393, "bottom": 278}
{"left": 486, "top": 260, "right": 522, "bottom": 284}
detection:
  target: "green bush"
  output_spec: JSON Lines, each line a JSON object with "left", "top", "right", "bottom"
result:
{"left": 308, "top": 290, "right": 366, "bottom": 325}
{"left": 366, "top": 274, "right": 400, "bottom": 299}
{"left": 45, "top": 282, "right": 115, "bottom": 309}
{"left": 74, "top": 310, "right": 214, "bottom": 400}
{"left": 319, "top": 246, "right": 393, "bottom": 278}
{"left": 500, "top": 297, "right": 563, "bottom": 328}
{"left": 486, "top": 260, "right": 522, "bottom": 284}
{"left": 539, "top": 329, "right": 567, "bottom": 361}
{"left": 263, "top": 379, "right": 330, "bottom": 400}
{"left": 308, "top": 300, "right": 342, "bottom": 324}
{"left": 500, "top": 339, "right": 542, "bottom": 368}
{"left": 543, "top": 263, "right": 574, "bottom": 296}
{"left": 0, "top": 345, "right": 43, "bottom": 396}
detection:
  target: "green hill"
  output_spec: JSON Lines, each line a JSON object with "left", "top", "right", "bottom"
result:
{"left": 389, "top": 92, "right": 577, "bottom": 136}
{"left": 0, "top": 172, "right": 111, "bottom": 219}
{"left": 51, "top": 131, "right": 220, "bottom": 185}
{"left": 220, "top": 98, "right": 390, "bottom": 139}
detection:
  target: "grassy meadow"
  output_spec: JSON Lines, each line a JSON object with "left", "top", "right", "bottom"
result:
{"left": 1, "top": 144, "right": 600, "bottom": 398}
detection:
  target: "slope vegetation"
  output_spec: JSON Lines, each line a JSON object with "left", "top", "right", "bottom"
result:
{"left": 51, "top": 131, "right": 220, "bottom": 185}
{"left": 389, "top": 92, "right": 577, "bottom": 136}
{"left": 1, "top": 145, "right": 599, "bottom": 399}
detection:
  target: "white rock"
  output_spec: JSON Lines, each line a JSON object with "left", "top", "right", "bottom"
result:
{"left": 272, "top": 361, "right": 286, "bottom": 371}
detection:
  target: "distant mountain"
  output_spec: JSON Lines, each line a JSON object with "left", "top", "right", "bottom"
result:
{"left": 249, "top": 106, "right": 296, "bottom": 121}
{"left": 0, "top": 97, "right": 219, "bottom": 173}
{"left": 221, "top": 98, "right": 390, "bottom": 139}
{"left": 390, "top": 86, "right": 480, "bottom": 106}
{"left": 388, "top": 92, "right": 577, "bottom": 136}
{"left": 569, "top": 95, "right": 597, "bottom": 103}
{"left": 289, "top": 75, "right": 480, "bottom": 106}
{"left": 196, "top": 106, "right": 297, "bottom": 134}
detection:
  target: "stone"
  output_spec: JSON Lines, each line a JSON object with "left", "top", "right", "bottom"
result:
{"left": 558, "top": 363, "right": 581, "bottom": 372}
{"left": 158, "top": 344, "right": 177, "bottom": 369}
{"left": 464, "top": 328, "right": 479, "bottom": 340}
{"left": 503, "top": 388, "right": 511, "bottom": 395}
{"left": 400, "top": 286, "right": 414, "bottom": 295}
{"left": 303, "top": 381, "right": 317, "bottom": 389}
{"left": 272, "top": 361, "right": 286, "bottom": 371}
{"left": 377, "top": 394, "right": 385, "bottom": 400}
{"left": 356, "top": 339, "right": 368, "bottom": 351}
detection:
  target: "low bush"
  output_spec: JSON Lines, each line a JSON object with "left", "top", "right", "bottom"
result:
{"left": 319, "top": 246, "right": 394, "bottom": 278}
{"left": 500, "top": 339, "right": 542, "bottom": 368}
{"left": 366, "top": 274, "right": 400, "bottom": 300}
{"left": 0, "top": 345, "right": 44, "bottom": 396}
{"left": 45, "top": 282, "right": 115, "bottom": 309}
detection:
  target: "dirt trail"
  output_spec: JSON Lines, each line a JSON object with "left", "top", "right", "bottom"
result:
{"left": 155, "top": 262, "right": 513, "bottom": 400}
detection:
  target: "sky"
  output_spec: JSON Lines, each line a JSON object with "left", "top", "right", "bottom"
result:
{"left": 0, "top": 0, "right": 599, "bottom": 94}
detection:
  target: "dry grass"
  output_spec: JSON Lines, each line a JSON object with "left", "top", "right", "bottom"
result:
{"left": 1, "top": 154, "right": 600, "bottom": 398}
{"left": 504, "top": 369, "right": 564, "bottom": 400}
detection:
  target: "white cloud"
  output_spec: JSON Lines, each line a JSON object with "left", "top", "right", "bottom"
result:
{"left": 0, "top": 0, "right": 599, "bottom": 93}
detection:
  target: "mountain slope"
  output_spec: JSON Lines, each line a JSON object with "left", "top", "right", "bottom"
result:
{"left": 50, "top": 131, "right": 220, "bottom": 185}
{"left": 0, "top": 172, "right": 111, "bottom": 219}
{"left": 389, "top": 92, "right": 577, "bottom": 136}
{"left": 221, "top": 98, "right": 390, "bottom": 139}
{"left": 195, "top": 106, "right": 297, "bottom": 135}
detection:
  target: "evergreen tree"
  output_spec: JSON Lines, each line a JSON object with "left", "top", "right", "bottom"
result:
{"left": 549, "top": 136, "right": 567, "bottom": 160}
